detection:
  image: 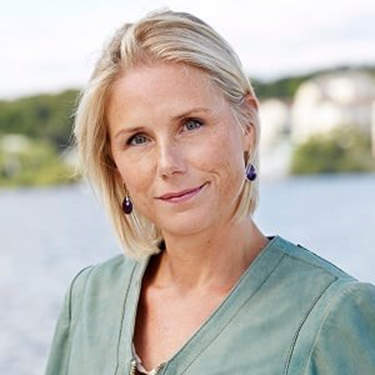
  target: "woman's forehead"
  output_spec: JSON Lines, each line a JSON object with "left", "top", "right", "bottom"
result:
{"left": 108, "top": 63, "right": 226, "bottom": 115}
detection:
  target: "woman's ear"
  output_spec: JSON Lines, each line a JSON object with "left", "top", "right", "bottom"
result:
{"left": 245, "top": 94, "right": 259, "bottom": 111}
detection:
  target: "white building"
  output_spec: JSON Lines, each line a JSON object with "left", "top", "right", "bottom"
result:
{"left": 259, "top": 99, "right": 290, "bottom": 148}
{"left": 291, "top": 71, "right": 375, "bottom": 144}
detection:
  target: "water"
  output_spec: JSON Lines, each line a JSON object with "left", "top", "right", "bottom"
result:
{"left": 1, "top": 174, "right": 374, "bottom": 374}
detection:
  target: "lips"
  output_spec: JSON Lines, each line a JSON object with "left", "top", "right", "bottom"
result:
{"left": 157, "top": 183, "right": 208, "bottom": 201}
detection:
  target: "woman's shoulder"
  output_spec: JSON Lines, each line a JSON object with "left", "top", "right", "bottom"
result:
{"left": 78, "top": 252, "right": 139, "bottom": 285}
{"left": 271, "top": 237, "right": 375, "bottom": 373}
{"left": 68, "top": 252, "right": 136, "bottom": 285}
{"left": 268, "top": 236, "right": 375, "bottom": 337}
{"left": 65, "top": 253, "right": 144, "bottom": 317}
{"left": 286, "top": 276, "right": 375, "bottom": 373}
{"left": 45, "top": 254, "right": 145, "bottom": 374}
{"left": 271, "top": 235, "right": 361, "bottom": 283}
{"left": 264, "top": 235, "right": 375, "bottom": 321}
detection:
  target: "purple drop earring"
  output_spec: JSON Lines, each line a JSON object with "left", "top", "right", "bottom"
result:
{"left": 245, "top": 163, "right": 257, "bottom": 182}
{"left": 122, "top": 195, "right": 133, "bottom": 215}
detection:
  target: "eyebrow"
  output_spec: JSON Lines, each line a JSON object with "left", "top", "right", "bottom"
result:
{"left": 114, "top": 126, "right": 145, "bottom": 140}
{"left": 114, "top": 107, "right": 211, "bottom": 139}
{"left": 171, "top": 107, "right": 211, "bottom": 122}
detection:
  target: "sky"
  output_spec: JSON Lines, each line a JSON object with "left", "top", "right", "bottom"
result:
{"left": 1, "top": 0, "right": 375, "bottom": 99}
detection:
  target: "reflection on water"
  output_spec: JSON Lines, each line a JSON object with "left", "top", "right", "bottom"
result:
{"left": 0, "top": 173, "right": 374, "bottom": 374}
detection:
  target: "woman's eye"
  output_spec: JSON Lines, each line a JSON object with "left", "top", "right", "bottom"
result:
{"left": 127, "top": 134, "right": 149, "bottom": 146}
{"left": 183, "top": 119, "right": 203, "bottom": 131}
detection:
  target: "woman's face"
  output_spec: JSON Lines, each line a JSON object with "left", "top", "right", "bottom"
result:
{"left": 107, "top": 63, "right": 254, "bottom": 237}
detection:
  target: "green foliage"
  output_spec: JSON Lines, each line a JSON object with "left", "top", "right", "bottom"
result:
{"left": 253, "top": 76, "right": 310, "bottom": 100}
{"left": 0, "top": 89, "right": 80, "bottom": 186}
{"left": 291, "top": 127, "right": 375, "bottom": 174}
{"left": 0, "top": 137, "right": 78, "bottom": 187}
{"left": 0, "top": 89, "right": 79, "bottom": 150}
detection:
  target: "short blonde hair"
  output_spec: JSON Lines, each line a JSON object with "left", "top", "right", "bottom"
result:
{"left": 74, "top": 10, "right": 261, "bottom": 259}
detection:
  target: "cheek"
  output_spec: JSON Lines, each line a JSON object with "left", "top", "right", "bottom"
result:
{"left": 193, "top": 130, "right": 244, "bottom": 188}
{"left": 115, "top": 154, "right": 154, "bottom": 197}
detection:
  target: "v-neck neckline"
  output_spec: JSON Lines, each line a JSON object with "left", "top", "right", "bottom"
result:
{"left": 118, "top": 235, "right": 285, "bottom": 374}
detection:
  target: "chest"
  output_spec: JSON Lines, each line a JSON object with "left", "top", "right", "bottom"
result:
{"left": 133, "top": 288, "right": 227, "bottom": 371}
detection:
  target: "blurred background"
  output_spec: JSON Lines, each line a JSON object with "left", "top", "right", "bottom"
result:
{"left": 1, "top": 0, "right": 374, "bottom": 374}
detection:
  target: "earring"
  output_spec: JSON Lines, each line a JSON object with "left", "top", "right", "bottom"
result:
{"left": 121, "top": 182, "right": 133, "bottom": 215}
{"left": 245, "top": 163, "right": 257, "bottom": 182}
{"left": 122, "top": 195, "right": 133, "bottom": 214}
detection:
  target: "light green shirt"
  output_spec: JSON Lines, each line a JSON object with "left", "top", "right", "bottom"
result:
{"left": 45, "top": 236, "right": 375, "bottom": 374}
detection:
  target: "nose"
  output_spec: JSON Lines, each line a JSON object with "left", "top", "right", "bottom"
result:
{"left": 157, "top": 140, "right": 187, "bottom": 178}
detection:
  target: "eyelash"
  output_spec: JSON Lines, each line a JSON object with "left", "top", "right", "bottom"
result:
{"left": 126, "top": 118, "right": 204, "bottom": 146}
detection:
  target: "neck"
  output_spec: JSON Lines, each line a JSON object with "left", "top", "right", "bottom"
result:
{"left": 152, "top": 218, "right": 269, "bottom": 294}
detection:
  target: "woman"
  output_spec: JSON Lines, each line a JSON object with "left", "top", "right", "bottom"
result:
{"left": 45, "top": 10, "right": 375, "bottom": 375}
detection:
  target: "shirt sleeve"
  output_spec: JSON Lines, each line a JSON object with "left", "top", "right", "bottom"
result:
{"left": 44, "top": 266, "right": 93, "bottom": 375}
{"left": 305, "top": 282, "right": 375, "bottom": 374}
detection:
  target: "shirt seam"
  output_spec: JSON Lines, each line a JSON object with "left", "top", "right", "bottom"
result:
{"left": 283, "top": 276, "right": 337, "bottom": 375}
{"left": 301, "top": 281, "right": 365, "bottom": 375}
{"left": 280, "top": 243, "right": 353, "bottom": 281}
{"left": 67, "top": 265, "right": 94, "bottom": 322}
{"left": 65, "top": 265, "right": 94, "bottom": 375}
{"left": 115, "top": 261, "right": 138, "bottom": 375}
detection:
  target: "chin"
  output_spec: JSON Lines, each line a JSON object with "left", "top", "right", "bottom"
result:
{"left": 159, "top": 211, "right": 213, "bottom": 237}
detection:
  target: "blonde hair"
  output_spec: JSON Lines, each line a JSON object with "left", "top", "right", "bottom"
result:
{"left": 74, "top": 10, "right": 261, "bottom": 259}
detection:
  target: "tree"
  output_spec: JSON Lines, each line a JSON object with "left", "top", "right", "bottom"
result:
{"left": 291, "top": 127, "right": 375, "bottom": 174}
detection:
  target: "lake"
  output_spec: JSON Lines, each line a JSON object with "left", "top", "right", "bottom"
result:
{"left": 0, "top": 173, "right": 374, "bottom": 374}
